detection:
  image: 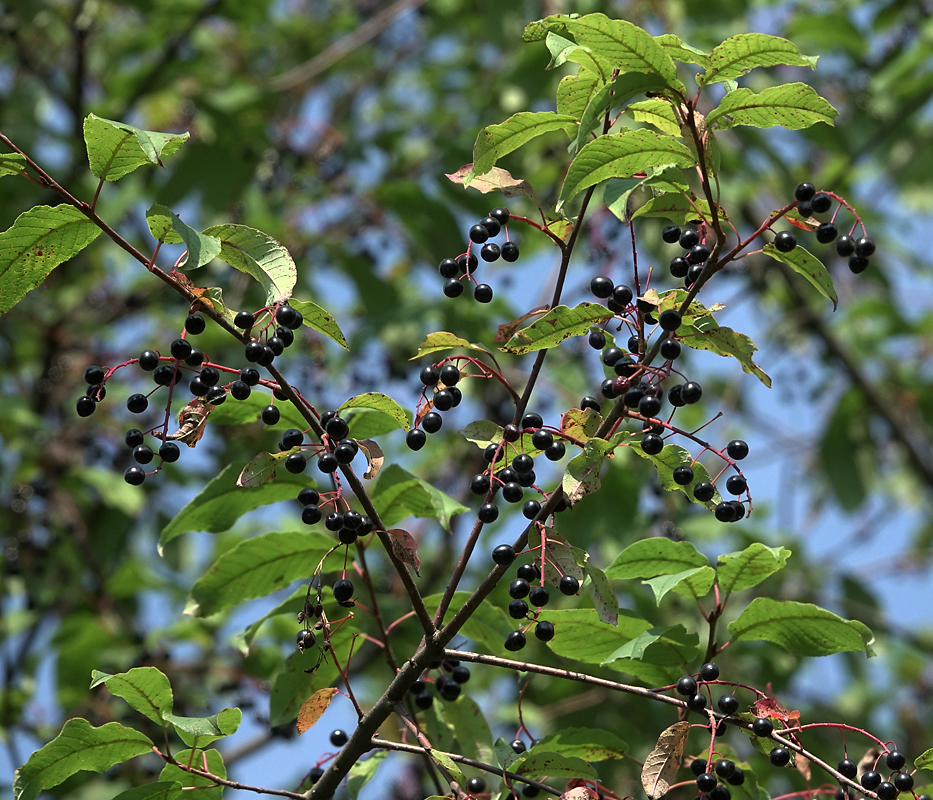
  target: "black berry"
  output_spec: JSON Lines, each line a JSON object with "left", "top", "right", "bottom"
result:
{"left": 769, "top": 747, "right": 791, "bottom": 767}
{"left": 84, "top": 365, "right": 105, "bottom": 385}
{"left": 124, "top": 466, "right": 146, "bottom": 485}
{"left": 508, "top": 599, "right": 528, "bottom": 619}
{"left": 504, "top": 630, "right": 526, "bottom": 651}
{"left": 795, "top": 182, "right": 815, "bottom": 201}
{"left": 534, "top": 620, "right": 555, "bottom": 641}
{"left": 466, "top": 776, "right": 486, "bottom": 794}
{"left": 590, "top": 276, "right": 613, "bottom": 298}
{"left": 138, "top": 350, "right": 159, "bottom": 371}
{"left": 811, "top": 192, "right": 832, "bottom": 213}
{"left": 662, "top": 225, "right": 681, "bottom": 243}
{"left": 422, "top": 412, "right": 442, "bottom": 434}
{"left": 717, "top": 694, "right": 739, "bottom": 714}
{"left": 694, "top": 482, "right": 715, "bottom": 502}
{"left": 672, "top": 465, "right": 694, "bottom": 485}
{"left": 699, "top": 663, "right": 719, "bottom": 681}
{"left": 751, "top": 717, "right": 773, "bottom": 736}
{"left": 474, "top": 284, "right": 494, "bottom": 303}
{"left": 406, "top": 429, "right": 427, "bottom": 451}
{"left": 126, "top": 393, "right": 149, "bottom": 413}
{"left": 478, "top": 503, "right": 498, "bottom": 523}
{"left": 159, "top": 442, "right": 180, "bottom": 463}
{"left": 261, "top": 405, "right": 280, "bottom": 425}
{"left": 443, "top": 278, "right": 464, "bottom": 297}
{"left": 480, "top": 243, "right": 500, "bottom": 262}
{"left": 676, "top": 676, "right": 697, "bottom": 696}
{"left": 816, "top": 222, "right": 838, "bottom": 243}
{"left": 439, "top": 258, "right": 459, "bottom": 278}
{"left": 529, "top": 586, "right": 549, "bottom": 607}
{"left": 774, "top": 231, "right": 797, "bottom": 253}
{"left": 501, "top": 241, "right": 519, "bottom": 262}
{"left": 332, "top": 579, "right": 354, "bottom": 602}
{"left": 330, "top": 729, "right": 348, "bottom": 747}
{"left": 726, "top": 440, "right": 748, "bottom": 460}
{"left": 76, "top": 396, "right": 96, "bottom": 416}
{"left": 234, "top": 310, "right": 254, "bottom": 329}
{"left": 861, "top": 773, "right": 883, "bottom": 791}
{"left": 185, "top": 313, "right": 205, "bottom": 334}
{"left": 837, "top": 759, "right": 858, "bottom": 779}
{"left": 492, "top": 545, "right": 516, "bottom": 566}
{"left": 835, "top": 235, "right": 855, "bottom": 257}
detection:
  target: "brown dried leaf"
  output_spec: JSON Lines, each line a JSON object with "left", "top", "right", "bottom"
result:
{"left": 857, "top": 748, "right": 881, "bottom": 780}
{"left": 560, "top": 789, "right": 598, "bottom": 800}
{"left": 444, "top": 163, "right": 536, "bottom": 200}
{"left": 165, "top": 398, "right": 213, "bottom": 447}
{"left": 495, "top": 307, "right": 549, "bottom": 342}
{"left": 641, "top": 721, "right": 690, "bottom": 799}
{"left": 796, "top": 752, "right": 812, "bottom": 781}
{"left": 387, "top": 528, "right": 421, "bottom": 576}
{"left": 359, "top": 439, "right": 385, "bottom": 480}
{"left": 296, "top": 687, "right": 338, "bottom": 735}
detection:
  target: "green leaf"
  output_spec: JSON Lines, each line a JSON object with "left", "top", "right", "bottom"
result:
{"left": 642, "top": 567, "right": 716, "bottom": 604}
{"left": 339, "top": 392, "right": 411, "bottom": 432}
{"left": 728, "top": 598, "right": 875, "bottom": 657}
{"left": 511, "top": 750, "right": 597, "bottom": 780}
{"left": 109, "top": 782, "right": 183, "bottom": 800}
{"left": 13, "top": 719, "right": 153, "bottom": 800}
{"left": 159, "top": 462, "right": 311, "bottom": 553}
{"left": 185, "top": 530, "right": 334, "bottom": 617}
{"left": 535, "top": 14, "right": 685, "bottom": 93}
{"left": 163, "top": 708, "right": 242, "bottom": 749}
{"left": 0, "top": 153, "right": 27, "bottom": 178}
{"left": 83, "top": 113, "right": 189, "bottom": 181}
{"left": 437, "top": 695, "right": 495, "bottom": 765}
{"left": 762, "top": 242, "right": 837, "bottom": 310}
{"left": 629, "top": 441, "right": 721, "bottom": 509}
{"left": 706, "top": 83, "right": 837, "bottom": 130}
{"left": 235, "top": 588, "right": 304, "bottom": 654}
{"left": 631, "top": 193, "right": 727, "bottom": 224}
{"left": 606, "top": 538, "right": 709, "bottom": 580}
{"left": 89, "top": 667, "right": 173, "bottom": 725}
{"left": 915, "top": 749, "right": 933, "bottom": 771}
{"left": 571, "top": 71, "right": 673, "bottom": 155}
{"left": 625, "top": 99, "right": 681, "bottom": 136}
{"left": 602, "top": 624, "right": 701, "bottom": 685}
{"left": 534, "top": 728, "right": 627, "bottom": 761}
{"left": 287, "top": 298, "right": 348, "bottom": 350}
{"left": 426, "top": 749, "right": 465, "bottom": 785}
{"left": 545, "top": 32, "right": 611, "bottom": 77}
{"left": 145, "top": 204, "right": 183, "bottom": 243}
{"left": 559, "top": 129, "right": 694, "bottom": 209}
{"left": 700, "top": 34, "right": 818, "bottom": 86}
{"left": 717, "top": 543, "right": 791, "bottom": 596}
{"left": 604, "top": 166, "right": 688, "bottom": 222}
{"left": 0, "top": 204, "right": 102, "bottom": 313}
{"left": 202, "top": 223, "right": 297, "bottom": 306}
{"left": 424, "top": 593, "right": 514, "bottom": 654}
{"left": 207, "top": 393, "right": 308, "bottom": 429}
{"left": 820, "top": 390, "right": 873, "bottom": 510}
{"left": 501, "top": 302, "right": 613, "bottom": 354}
{"left": 348, "top": 751, "right": 388, "bottom": 799}
{"left": 458, "top": 420, "right": 544, "bottom": 459}
{"left": 494, "top": 738, "right": 521, "bottom": 771}
{"left": 562, "top": 437, "right": 616, "bottom": 506}
{"left": 146, "top": 208, "right": 221, "bottom": 269}
{"left": 372, "top": 464, "right": 468, "bottom": 531}
{"left": 472, "top": 112, "right": 578, "bottom": 176}
{"left": 158, "top": 749, "right": 225, "bottom": 800}
{"left": 544, "top": 608, "right": 653, "bottom": 665}
{"left": 557, "top": 70, "right": 602, "bottom": 119}
{"left": 655, "top": 34, "right": 709, "bottom": 68}
{"left": 412, "top": 331, "right": 491, "bottom": 359}
{"left": 583, "top": 563, "right": 619, "bottom": 625}
{"left": 236, "top": 450, "right": 293, "bottom": 488}
{"left": 445, "top": 164, "right": 536, "bottom": 200}
{"left": 679, "top": 323, "right": 772, "bottom": 388}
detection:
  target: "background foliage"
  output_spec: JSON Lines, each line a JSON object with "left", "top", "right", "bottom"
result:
{"left": 2, "top": 0, "right": 933, "bottom": 799}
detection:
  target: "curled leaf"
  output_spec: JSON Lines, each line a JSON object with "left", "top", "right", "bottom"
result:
{"left": 359, "top": 439, "right": 385, "bottom": 480}
{"left": 387, "top": 528, "right": 421, "bottom": 576}
{"left": 641, "top": 721, "right": 690, "bottom": 799}
{"left": 166, "top": 399, "right": 214, "bottom": 447}
{"left": 445, "top": 164, "right": 536, "bottom": 200}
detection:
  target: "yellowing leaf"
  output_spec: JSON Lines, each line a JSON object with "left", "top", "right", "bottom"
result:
{"left": 297, "top": 688, "right": 338, "bottom": 735}
{"left": 641, "top": 721, "right": 690, "bottom": 799}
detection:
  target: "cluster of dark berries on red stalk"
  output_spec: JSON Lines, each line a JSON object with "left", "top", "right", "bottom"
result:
{"left": 409, "top": 658, "right": 473, "bottom": 707}
{"left": 470, "top": 413, "right": 568, "bottom": 526}
{"left": 296, "top": 485, "right": 374, "bottom": 544}
{"left": 282, "top": 410, "right": 360, "bottom": 480}
{"left": 791, "top": 182, "right": 877, "bottom": 274}
{"left": 660, "top": 223, "right": 713, "bottom": 289}
{"left": 491, "top": 545, "right": 581, "bottom": 651}
{"left": 78, "top": 303, "right": 307, "bottom": 487}
{"left": 405, "top": 362, "right": 464, "bottom": 450}
{"left": 438, "top": 207, "right": 518, "bottom": 302}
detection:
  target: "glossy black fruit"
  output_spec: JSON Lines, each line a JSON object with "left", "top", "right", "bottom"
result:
{"left": 330, "top": 729, "right": 348, "bottom": 747}
{"left": 752, "top": 717, "right": 773, "bottom": 736}
{"left": 774, "top": 231, "right": 797, "bottom": 252}
{"left": 590, "top": 276, "right": 613, "bottom": 298}
{"left": 696, "top": 773, "right": 717, "bottom": 793}
{"left": 700, "top": 663, "right": 720, "bottom": 681}
{"left": 76, "top": 396, "right": 96, "bottom": 416}
{"left": 769, "top": 747, "right": 791, "bottom": 767}
{"left": 529, "top": 586, "right": 549, "bottom": 607}
{"left": 466, "top": 776, "right": 486, "bottom": 794}
{"left": 124, "top": 466, "right": 146, "bottom": 485}
{"left": 534, "top": 621, "right": 555, "bottom": 641}
{"left": 261, "top": 405, "right": 280, "bottom": 425}
{"left": 185, "top": 313, "right": 206, "bottom": 334}
{"left": 508, "top": 599, "right": 528, "bottom": 619}
{"left": 676, "top": 676, "right": 698, "bottom": 696}
{"left": 694, "top": 482, "right": 716, "bottom": 502}
{"left": 422, "top": 412, "right": 442, "bottom": 434}
{"left": 717, "top": 694, "right": 739, "bottom": 715}
{"left": 502, "top": 241, "right": 520, "bottom": 262}
{"left": 816, "top": 222, "right": 838, "bottom": 243}
{"left": 443, "top": 278, "right": 464, "bottom": 297}
{"left": 861, "top": 772, "right": 882, "bottom": 791}
{"left": 504, "top": 630, "right": 526, "bottom": 651}
{"left": 795, "top": 182, "right": 815, "bottom": 201}
{"left": 837, "top": 759, "right": 858, "bottom": 779}
{"left": 478, "top": 503, "right": 499, "bottom": 523}
{"left": 474, "top": 284, "right": 493, "bottom": 303}
{"left": 333, "top": 579, "right": 354, "bottom": 602}
{"left": 234, "top": 310, "right": 254, "bottom": 329}
{"left": 159, "top": 442, "right": 180, "bottom": 463}
{"left": 406, "top": 429, "right": 427, "bottom": 451}
{"left": 662, "top": 225, "right": 681, "bottom": 243}
{"left": 126, "top": 393, "right": 149, "bottom": 413}
{"left": 673, "top": 465, "right": 694, "bottom": 485}
{"left": 726, "top": 440, "right": 748, "bottom": 460}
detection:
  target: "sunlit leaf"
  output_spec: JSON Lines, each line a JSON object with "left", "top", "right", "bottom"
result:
{"left": 706, "top": 83, "right": 837, "bottom": 130}
{"left": 84, "top": 113, "right": 188, "bottom": 181}
{"left": 297, "top": 688, "right": 338, "bottom": 735}
{"left": 501, "top": 302, "right": 613, "bottom": 354}
{"left": 762, "top": 242, "right": 837, "bottom": 310}
{"left": 700, "top": 34, "right": 818, "bottom": 86}
{"left": 202, "top": 223, "right": 297, "bottom": 306}
{"left": 472, "top": 112, "right": 578, "bottom": 176}
{"left": 89, "top": 667, "right": 173, "bottom": 724}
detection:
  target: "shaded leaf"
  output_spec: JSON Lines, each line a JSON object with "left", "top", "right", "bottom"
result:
{"left": 437, "top": 695, "right": 495, "bottom": 765}
{"left": 348, "top": 752, "right": 388, "bottom": 798}
{"left": 426, "top": 749, "right": 465, "bottom": 786}
{"left": 162, "top": 708, "right": 241, "bottom": 749}
{"left": 158, "top": 749, "right": 225, "bottom": 800}
{"left": 159, "top": 461, "right": 309, "bottom": 553}
{"left": 202, "top": 223, "right": 297, "bottom": 306}
{"left": 473, "top": 112, "right": 578, "bottom": 176}
{"left": 583, "top": 563, "right": 619, "bottom": 625}
{"left": 762, "top": 242, "right": 837, "bottom": 310}
{"left": 14, "top": 719, "right": 152, "bottom": 800}
{"left": 501, "top": 302, "right": 613, "bottom": 354}
{"left": 679, "top": 323, "right": 772, "bottom": 388}
{"left": 236, "top": 451, "right": 291, "bottom": 488}
{"left": 169, "top": 213, "right": 221, "bottom": 269}
{"left": 235, "top": 588, "right": 304, "bottom": 655}
{"left": 602, "top": 625, "right": 700, "bottom": 685}
{"left": 458, "top": 420, "right": 544, "bottom": 459}
{"left": 89, "top": 667, "right": 173, "bottom": 725}
{"left": 512, "top": 750, "right": 597, "bottom": 780}
{"left": 563, "top": 437, "right": 615, "bottom": 506}
{"left": 544, "top": 608, "right": 653, "bottom": 665}
{"left": 339, "top": 392, "right": 411, "bottom": 432}
{"left": 84, "top": 113, "right": 188, "bottom": 181}
{"left": 700, "top": 34, "right": 818, "bottom": 86}
{"left": 535, "top": 728, "right": 627, "bottom": 762}
{"left": 717, "top": 543, "right": 791, "bottom": 595}
{"left": 412, "top": 331, "right": 490, "bottom": 359}
{"left": 606, "top": 538, "right": 709, "bottom": 580}
{"left": 423, "top": 593, "right": 514, "bottom": 655}
{"left": 184, "top": 530, "right": 335, "bottom": 617}
{"left": 642, "top": 721, "right": 690, "bottom": 799}
{"left": 706, "top": 83, "right": 837, "bottom": 130}
{"left": 445, "top": 164, "right": 536, "bottom": 200}
{"left": 0, "top": 205, "right": 102, "bottom": 313}
{"left": 296, "top": 688, "right": 338, "bottom": 735}
{"left": 372, "top": 464, "right": 468, "bottom": 531}
{"left": 728, "top": 598, "right": 875, "bottom": 656}
{"left": 109, "top": 782, "right": 183, "bottom": 800}
{"left": 288, "top": 297, "right": 349, "bottom": 350}
{"left": 359, "top": 439, "right": 385, "bottom": 479}
{"left": 629, "top": 441, "right": 721, "bottom": 509}
{"left": 559, "top": 130, "right": 694, "bottom": 208}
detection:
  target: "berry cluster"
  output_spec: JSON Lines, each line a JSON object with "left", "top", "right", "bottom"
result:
{"left": 409, "top": 658, "right": 473, "bottom": 707}
{"left": 438, "top": 207, "right": 518, "bottom": 302}
{"left": 406, "top": 362, "right": 464, "bottom": 449}
{"left": 792, "top": 182, "right": 876, "bottom": 273}
{"left": 660, "top": 224, "right": 713, "bottom": 289}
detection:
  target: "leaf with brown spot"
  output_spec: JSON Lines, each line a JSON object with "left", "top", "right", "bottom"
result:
{"left": 166, "top": 399, "right": 214, "bottom": 447}
{"left": 495, "top": 307, "right": 549, "bottom": 342}
{"left": 641, "top": 721, "right": 690, "bottom": 799}
{"left": 445, "top": 163, "right": 537, "bottom": 201}
{"left": 296, "top": 688, "right": 338, "bottom": 735}
{"left": 387, "top": 529, "right": 421, "bottom": 576}
{"left": 359, "top": 439, "right": 385, "bottom": 480}
{"left": 237, "top": 451, "right": 291, "bottom": 487}
{"left": 561, "top": 789, "right": 599, "bottom": 800}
